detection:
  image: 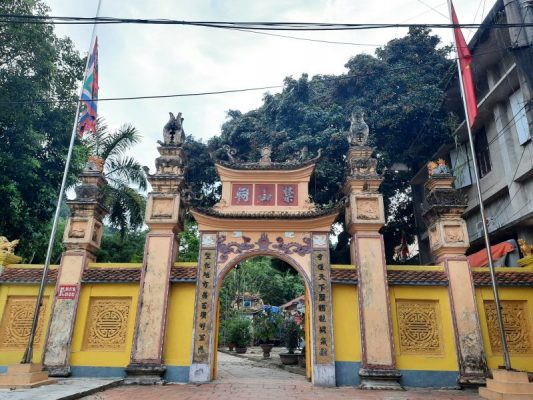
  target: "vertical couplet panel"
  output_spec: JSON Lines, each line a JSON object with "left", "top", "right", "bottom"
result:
{"left": 189, "top": 233, "right": 217, "bottom": 383}
{"left": 311, "top": 248, "right": 336, "bottom": 386}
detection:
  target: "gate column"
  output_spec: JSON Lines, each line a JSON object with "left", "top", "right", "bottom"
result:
{"left": 43, "top": 157, "right": 107, "bottom": 376}
{"left": 422, "top": 170, "right": 486, "bottom": 385}
{"left": 126, "top": 114, "right": 187, "bottom": 384}
{"left": 343, "top": 110, "right": 401, "bottom": 389}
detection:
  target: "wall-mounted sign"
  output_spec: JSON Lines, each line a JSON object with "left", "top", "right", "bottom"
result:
{"left": 57, "top": 284, "right": 78, "bottom": 300}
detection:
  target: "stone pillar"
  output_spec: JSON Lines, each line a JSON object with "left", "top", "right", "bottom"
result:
{"left": 343, "top": 110, "right": 401, "bottom": 389}
{"left": 126, "top": 114, "right": 187, "bottom": 384}
{"left": 43, "top": 157, "right": 107, "bottom": 376}
{"left": 422, "top": 172, "right": 487, "bottom": 385}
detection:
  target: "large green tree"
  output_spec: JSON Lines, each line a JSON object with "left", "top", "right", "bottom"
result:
{"left": 206, "top": 27, "right": 455, "bottom": 263}
{"left": 0, "top": 0, "right": 85, "bottom": 261}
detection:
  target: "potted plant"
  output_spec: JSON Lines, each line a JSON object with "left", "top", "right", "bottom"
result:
{"left": 229, "top": 318, "right": 252, "bottom": 354}
{"left": 253, "top": 309, "right": 282, "bottom": 359}
{"left": 279, "top": 316, "right": 301, "bottom": 365}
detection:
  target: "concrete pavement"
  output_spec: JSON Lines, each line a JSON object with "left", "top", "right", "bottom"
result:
{"left": 81, "top": 352, "right": 483, "bottom": 400}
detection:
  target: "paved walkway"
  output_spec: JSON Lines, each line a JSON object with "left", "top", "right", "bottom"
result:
{"left": 82, "top": 352, "right": 483, "bottom": 400}
{"left": 0, "top": 378, "right": 120, "bottom": 400}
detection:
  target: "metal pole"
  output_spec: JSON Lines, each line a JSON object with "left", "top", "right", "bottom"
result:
{"left": 21, "top": 0, "right": 103, "bottom": 365}
{"left": 447, "top": 0, "right": 511, "bottom": 371}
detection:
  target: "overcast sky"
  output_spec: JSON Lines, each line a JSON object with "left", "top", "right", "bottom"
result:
{"left": 45, "top": 0, "right": 490, "bottom": 170}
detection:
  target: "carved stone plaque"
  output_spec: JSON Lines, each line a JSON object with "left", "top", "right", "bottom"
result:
{"left": 484, "top": 300, "right": 532, "bottom": 354}
{"left": 83, "top": 297, "right": 131, "bottom": 351}
{"left": 312, "top": 250, "right": 334, "bottom": 365}
{"left": 192, "top": 249, "right": 216, "bottom": 363}
{"left": 443, "top": 225, "right": 464, "bottom": 243}
{"left": 0, "top": 296, "right": 48, "bottom": 350}
{"left": 151, "top": 198, "right": 174, "bottom": 218}
{"left": 356, "top": 198, "right": 379, "bottom": 220}
{"left": 68, "top": 220, "right": 87, "bottom": 239}
{"left": 396, "top": 300, "right": 442, "bottom": 355}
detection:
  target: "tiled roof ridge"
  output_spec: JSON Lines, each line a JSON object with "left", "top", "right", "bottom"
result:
{"left": 192, "top": 205, "right": 341, "bottom": 220}
{"left": 1, "top": 266, "right": 532, "bottom": 286}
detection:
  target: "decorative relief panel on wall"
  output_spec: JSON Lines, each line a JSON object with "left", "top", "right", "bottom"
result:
{"left": 0, "top": 296, "right": 47, "bottom": 350}
{"left": 484, "top": 300, "right": 532, "bottom": 354}
{"left": 312, "top": 250, "right": 334, "bottom": 365}
{"left": 396, "top": 300, "right": 443, "bottom": 355}
{"left": 83, "top": 297, "right": 131, "bottom": 351}
{"left": 355, "top": 198, "right": 379, "bottom": 220}
{"left": 192, "top": 248, "right": 216, "bottom": 363}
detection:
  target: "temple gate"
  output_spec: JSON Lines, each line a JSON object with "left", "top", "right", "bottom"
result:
{"left": 1, "top": 111, "right": 533, "bottom": 393}
{"left": 188, "top": 151, "right": 338, "bottom": 386}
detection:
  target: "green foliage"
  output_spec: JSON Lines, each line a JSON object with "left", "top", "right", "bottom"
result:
{"left": 0, "top": 0, "right": 85, "bottom": 261}
{"left": 228, "top": 318, "right": 252, "bottom": 348}
{"left": 253, "top": 309, "right": 283, "bottom": 343}
{"left": 219, "top": 257, "right": 305, "bottom": 319}
{"left": 281, "top": 316, "right": 302, "bottom": 354}
{"left": 96, "top": 228, "right": 147, "bottom": 263}
{"left": 206, "top": 27, "right": 453, "bottom": 262}
{"left": 177, "top": 218, "right": 200, "bottom": 262}
{"left": 85, "top": 120, "right": 147, "bottom": 234}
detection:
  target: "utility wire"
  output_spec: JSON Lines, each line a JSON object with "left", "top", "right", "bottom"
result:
{"left": 1, "top": 14, "right": 533, "bottom": 30}
{"left": 0, "top": 45, "right": 513, "bottom": 106}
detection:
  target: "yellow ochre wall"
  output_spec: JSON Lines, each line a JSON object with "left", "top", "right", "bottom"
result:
{"left": 476, "top": 286, "right": 533, "bottom": 371}
{"left": 70, "top": 283, "right": 139, "bottom": 367}
{"left": 332, "top": 283, "right": 361, "bottom": 362}
{"left": 0, "top": 284, "right": 55, "bottom": 365}
{"left": 389, "top": 286, "right": 457, "bottom": 372}
{"left": 164, "top": 283, "right": 195, "bottom": 367}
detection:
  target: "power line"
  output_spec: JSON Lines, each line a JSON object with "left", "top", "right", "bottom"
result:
{"left": 0, "top": 45, "right": 514, "bottom": 106}
{"left": 1, "top": 14, "right": 533, "bottom": 31}
{"left": 228, "top": 28, "right": 382, "bottom": 46}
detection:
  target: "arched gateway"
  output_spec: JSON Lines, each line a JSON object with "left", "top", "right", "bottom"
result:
{"left": 8, "top": 111, "right": 533, "bottom": 391}
{"left": 188, "top": 153, "right": 338, "bottom": 386}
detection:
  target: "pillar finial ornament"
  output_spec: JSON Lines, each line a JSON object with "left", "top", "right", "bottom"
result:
{"left": 421, "top": 169, "right": 469, "bottom": 260}
{"left": 63, "top": 156, "right": 108, "bottom": 254}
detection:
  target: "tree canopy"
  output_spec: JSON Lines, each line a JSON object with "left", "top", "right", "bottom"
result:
{"left": 0, "top": 0, "right": 85, "bottom": 261}
{"left": 192, "top": 27, "right": 455, "bottom": 263}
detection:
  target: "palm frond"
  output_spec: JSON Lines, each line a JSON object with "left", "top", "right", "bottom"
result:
{"left": 104, "top": 185, "right": 146, "bottom": 235}
{"left": 105, "top": 156, "right": 147, "bottom": 191}
{"left": 101, "top": 124, "right": 141, "bottom": 161}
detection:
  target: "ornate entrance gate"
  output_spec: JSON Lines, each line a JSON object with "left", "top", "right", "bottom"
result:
{"left": 188, "top": 152, "right": 339, "bottom": 386}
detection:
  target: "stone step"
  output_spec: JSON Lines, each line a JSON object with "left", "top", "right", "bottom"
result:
{"left": 492, "top": 369, "right": 529, "bottom": 383}
{"left": 4, "top": 363, "right": 43, "bottom": 374}
{"left": 487, "top": 378, "right": 533, "bottom": 394}
{"left": 479, "top": 387, "right": 533, "bottom": 400}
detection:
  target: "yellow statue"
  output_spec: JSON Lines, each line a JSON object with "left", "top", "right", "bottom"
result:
{"left": 518, "top": 239, "right": 533, "bottom": 257}
{"left": 0, "top": 236, "right": 19, "bottom": 254}
{"left": 427, "top": 158, "right": 449, "bottom": 176}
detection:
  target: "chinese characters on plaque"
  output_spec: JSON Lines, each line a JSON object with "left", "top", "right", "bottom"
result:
{"left": 192, "top": 248, "right": 216, "bottom": 363}
{"left": 312, "top": 250, "right": 334, "bottom": 364}
{"left": 231, "top": 183, "right": 298, "bottom": 206}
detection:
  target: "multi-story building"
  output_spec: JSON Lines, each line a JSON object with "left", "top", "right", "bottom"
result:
{"left": 411, "top": 0, "right": 533, "bottom": 264}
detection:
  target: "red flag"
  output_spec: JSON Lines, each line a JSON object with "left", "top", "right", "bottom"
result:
{"left": 451, "top": 3, "right": 477, "bottom": 127}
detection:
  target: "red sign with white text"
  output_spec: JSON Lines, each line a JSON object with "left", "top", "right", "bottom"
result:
{"left": 57, "top": 284, "right": 78, "bottom": 300}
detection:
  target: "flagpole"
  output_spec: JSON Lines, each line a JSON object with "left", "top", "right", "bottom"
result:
{"left": 446, "top": 0, "right": 511, "bottom": 371}
{"left": 21, "top": 0, "right": 103, "bottom": 365}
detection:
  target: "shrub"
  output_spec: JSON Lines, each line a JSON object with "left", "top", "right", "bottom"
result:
{"left": 228, "top": 318, "right": 252, "bottom": 348}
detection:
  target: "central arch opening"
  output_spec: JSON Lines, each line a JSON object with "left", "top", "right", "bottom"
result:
{"left": 213, "top": 255, "right": 312, "bottom": 383}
